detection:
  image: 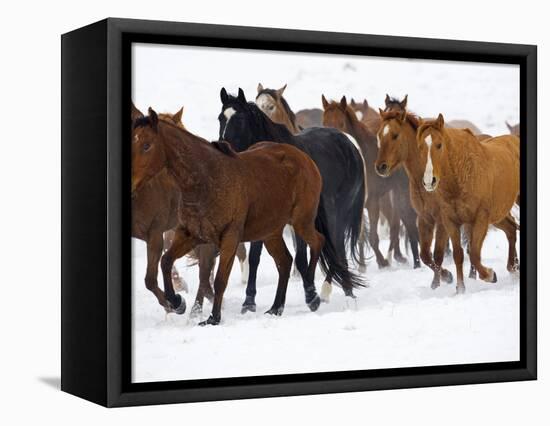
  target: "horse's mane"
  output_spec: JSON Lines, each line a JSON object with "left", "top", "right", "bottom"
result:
{"left": 257, "top": 88, "right": 298, "bottom": 128}
{"left": 135, "top": 113, "right": 236, "bottom": 157}
{"left": 382, "top": 110, "right": 422, "bottom": 130}
{"left": 384, "top": 97, "right": 404, "bottom": 111}
{"left": 225, "top": 94, "right": 294, "bottom": 142}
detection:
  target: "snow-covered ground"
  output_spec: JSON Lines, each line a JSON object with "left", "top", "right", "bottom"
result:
{"left": 131, "top": 43, "right": 520, "bottom": 383}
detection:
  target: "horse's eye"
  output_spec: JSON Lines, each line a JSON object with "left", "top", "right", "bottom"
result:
{"left": 392, "top": 134, "right": 398, "bottom": 140}
{"left": 436, "top": 143, "right": 442, "bottom": 149}
{"left": 269, "top": 105, "right": 275, "bottom": 110}
{"left": 143, "top": 143, "right": 151, "bottom": 152}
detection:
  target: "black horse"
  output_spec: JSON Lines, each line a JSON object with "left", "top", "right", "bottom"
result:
{"left": 219, "top": 88, "right": 366, "bottom": 313}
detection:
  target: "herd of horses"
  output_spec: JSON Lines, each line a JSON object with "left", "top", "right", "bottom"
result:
{"left": 131, "top": 84, "right": 520, "bottom": 326}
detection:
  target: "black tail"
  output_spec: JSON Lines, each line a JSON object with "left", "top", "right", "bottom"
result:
{"left": 346, "top": 171, "right": 367, "bottom": 269}
{"left": 315, "top": 198, "right": 365, "bottom": 292}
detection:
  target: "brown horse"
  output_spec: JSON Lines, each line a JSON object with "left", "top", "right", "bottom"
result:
{"left": 132, "top": 105, "right": 247, "bottom": 315}
{"left": 132, "top": 108, "right": 324, "bottom": 325}
{"left": 506, "top": 121, "right": 520, "bottom": 136}
{"left": 417, "top": 114, "right": 519, "bottom": 292}
{"left": 131, "top": 104, "right": 188, "bottom": 311}
{"left": 322, "top": 95, "right": 421, "bottom": 269}
{"left": 256, "top": 83, "right": 301, "bottom": 133}
{"left": 375, "top": 108, "right": 454, "bottom": 287}
{"left": 349, "top": 98, "right": 381, "bottom": 133}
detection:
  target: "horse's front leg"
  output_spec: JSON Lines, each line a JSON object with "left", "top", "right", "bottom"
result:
{"left": 241, "top": 241, "right": 263, "bottom": 313}
{"left": 381, "top": 193, "right": 406, "bottom": 264}
{"left": 443, "top": 219, "right": 465, "bottom": 293}
{"left": 144, "top": 231, "right": 169, "bottom": 308}
{"left": 433, "top": 222, "right": 453, "bottom": 284}
{"left": 160, "top": 228, "right": 197, "bottom": 314}
{"left": 366, "top": 195, "right": 388, "bottom": 268}
{"left": 468, "top": 212, "right": 495, "bottom": 283}
{"left": 201, "top": 231, "right": 240, "bottom": 326}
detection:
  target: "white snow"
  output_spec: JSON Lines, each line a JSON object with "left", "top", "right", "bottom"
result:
{"left": 131, "top": 43, "right": 520, "bottom": 383}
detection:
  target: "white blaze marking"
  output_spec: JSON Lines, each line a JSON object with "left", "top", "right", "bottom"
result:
{"left": 355, "top": 111, "right": 363, "bottom": 121}
{"left": 377, "top": 124, "right": 390, "bottom": 148}
{"left": 423, "top": 134, "right": 435, "bottom": 190}
{"left": 255, "top": 94, "right": 274, "bottom": 117}
{"left": 221, "top": 107, "right": 236, "bottom": 139}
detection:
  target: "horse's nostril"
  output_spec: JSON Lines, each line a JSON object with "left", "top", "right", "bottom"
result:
{"left": 432, "top": 177, "right": 437, "bottom": 186}
{"left": 378, "top": 163, "right": 388, "bottom": 173}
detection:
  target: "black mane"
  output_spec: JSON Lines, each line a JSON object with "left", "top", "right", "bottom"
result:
{"left": 133, "top": 116, "right": 153, "bottom": 129}
{"left": 256, "top": 89, "right": 298, "bottom": 128}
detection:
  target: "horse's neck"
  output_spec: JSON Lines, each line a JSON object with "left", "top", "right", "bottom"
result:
{"left": 402, "top": 124, "right": 425, "bottom": 184}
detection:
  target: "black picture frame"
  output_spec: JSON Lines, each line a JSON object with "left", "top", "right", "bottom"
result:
{"left": 61, "top": 17, "right": 537, "bottom": 407}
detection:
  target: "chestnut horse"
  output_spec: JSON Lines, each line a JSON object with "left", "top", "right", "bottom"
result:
{"left": 375, "top": 108, "right": 454, "bottom": 287}
{"left": 322, "top": 95, "right": 421, "bottom": 269}
{"left": 417, "top": 114, "right": 519, "bottom": 292}
{"left": 133, "top": 108, "right": 324, "bottom": 325}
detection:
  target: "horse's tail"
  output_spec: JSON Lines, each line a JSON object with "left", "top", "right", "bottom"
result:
{"left": 346, "top": 168, "right": 367, "bottom": 269}
{"left": 315, "top": 200, "right": 365, "bottom": 292}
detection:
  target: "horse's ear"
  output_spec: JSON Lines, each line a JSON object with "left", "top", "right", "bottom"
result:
{"left": 436, "top": 113, "right": 445, "bottom": 129}
{"left": 277, "top": 84, "right": 287, "bottom": 97}
{"left": 148, "top": 107, "right": 159, "bottom": 131}
{"left": 257, "top": 83, "right": 264, "bottom": 93}
{"left": 350, "top": 98, "right": 356, "bottom": 107}
{"left": 237, "top": 88, "right": 247, "bottom": 103}
{"left": 131, "top": 102, "right": 144, "bottom": 122}
{"left": 173, "top": 106, "right": 184, "bottom": 124}
{"left": 220, "top": 87, "right": 229, "bottom": 104}
{"left": 385, "top": 94, "right": 391, "bottom": 107}
{"left": 400, "top": 95, "right": 408, "bottom": 109}
{"left": 340, "top": 96, "right": 347, "bottom": 109}
{"left": 379, "top": 108, "right": 385, "bottom": 116}
{"left": 505, "top": 121, "right": 513, "bottom": 132}
{"left": 321, "top": 94, "right": 329, "bottom": 109}
{"left": 363, "top": 99, "right": 369, "bottom": 109}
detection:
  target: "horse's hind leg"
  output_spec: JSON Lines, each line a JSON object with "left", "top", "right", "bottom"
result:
{"left": 294, "top": 221, "right": 324, "bottom": 304}
{"left": 493, "top": 217, "right": 519, "bottom": 272}
{"left": 190, "top": 244, "right": 216, "bottom": 317}
{"left": 462, "top": 224, "right": 477, "bottom": 279}
{"left": 263, "top": 236, "right": 293, "bottom": 316}
{"left": 381, "top": 194, "right": 405, "bottom": 264}
{"left": 236, "top": 243, "right": 248, "bottom": 284}
{"left": 241, "top": 241, "right": 263, "bottom": 313}
{"left": 399, "top": 203, "right": 421, "bottom": 269}
{"left": 145, "top": 231, "right": 169, "bottom": 308}
{"left": 201, "top": 231, "right": 240, "bottom": 326}
{"left": 443, "top": 219, "right": 466, "bottom": 293}
{"left": 468, "top": 213, "right": 495, "bottom": 283}
{"left": 160, "top": 229, "right": 197, "bottom": 314}
{"left": 295, "top": 236, "right": 321, "bottom": 310}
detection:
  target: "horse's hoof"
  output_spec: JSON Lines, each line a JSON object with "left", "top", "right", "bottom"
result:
{"left": 307, "top": 295, "right": 321, "bottom": 312}
{"left": 265, "top": 306, "right": 284, "bottom": 316}
{"left": 395, "top": 255, "right": 408, "bottom": 264}
{"left": 431, "top": 281, "right": 440, "bottom": 290}
{"left": 442, "top": 269, "right": 454, "bottom": 284}
{"left": 173, "top": 294, "right": 186, "bottom": 315}
{"left": 344, "top": 288, "right": 357, "bottom": 299}
{"left": 491, "top": 271, "right": 498, "bottom": 283}
{"left": 469, "top": 271, "right": 477, "bottom": 279}
{"left": 413, "top": 261, "right": 421, "bottom": 269}
{"left": 358, "top": 264, "right": 367, "bottom": 273}
{"left": 190, "top": 301, "right": 203, "bottom": 317}
{"left": 198, "top": 314, "right": 220, "bottom": 326}
{"left": 456, "top": 284, "right": 466, "bottom": 295}
{"left": 241, "top": 303, "right": 256, "bottom": 314}
{"left": 378, "top": 259, "right": 390, "bottom": 268}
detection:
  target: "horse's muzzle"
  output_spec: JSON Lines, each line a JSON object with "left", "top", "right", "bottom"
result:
{"left": 423, "top": 177, "right": 438, "bottom": 192}
{"left": 375, "top": 163, "right": 390, "bottom": 177}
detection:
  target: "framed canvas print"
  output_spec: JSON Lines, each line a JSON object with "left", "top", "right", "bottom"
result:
{"left": 61, "top": 18, "right": 537, "bottom": 407}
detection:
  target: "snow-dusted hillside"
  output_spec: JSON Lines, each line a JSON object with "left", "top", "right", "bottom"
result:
{"left": 131, "top": 43, "right": 520, "bottom": 383}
